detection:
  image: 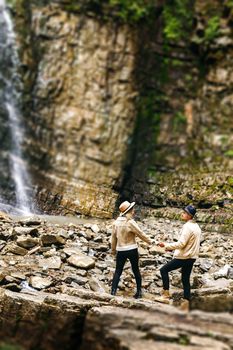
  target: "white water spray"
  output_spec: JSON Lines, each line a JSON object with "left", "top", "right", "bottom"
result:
{"left": 0, "top": 0, "right": 34, "bottom": 213}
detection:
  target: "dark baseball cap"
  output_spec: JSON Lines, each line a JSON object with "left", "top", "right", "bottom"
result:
{"left": 184, "top": 205, "right": 196, "bottom": 217}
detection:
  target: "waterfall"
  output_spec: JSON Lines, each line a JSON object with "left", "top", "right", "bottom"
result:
{"left": 0, "top": 0, "right": 35, "bottom": 214}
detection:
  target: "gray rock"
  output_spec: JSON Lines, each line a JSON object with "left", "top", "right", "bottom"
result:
{"left": 16, "top": 236, "right": 39, "bottom": 249}
{"left": 67, "top": 255, "right": 95, "bottom": 270}
{"left": 199, "top": 258, "right": 214, "bottom": 272}
{"left": 30, "top": 276, "right": 53, "bottom": 289}
{"left": 63, "top": 246, "right": 83, "bottom": 256}
{"left": 5, "top": 243, "right": 28, "bottom": 256}
{"left": 149, "top": 246, "right": 165, "bottom": 256}
{"left": 89, "top": 277, "right": 106, "bottom": 293}
{"left": 228, "top": 267, "right": 233, "bottom": 279}
{"left": 91, "top": 224, "right": 100, "bottom": 234}
{"left": 13, "top": 227, "right": 39, "bottom": 236}
{"left": 39, "top": 256, "right": 62, "bottom": 270}
{"left": 213, "top": 265, "right": 231, "bottom": 279}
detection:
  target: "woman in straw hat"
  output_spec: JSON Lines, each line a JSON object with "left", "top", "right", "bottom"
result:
{"left": 111, "top": 201, "right": 151, "bottom": 298}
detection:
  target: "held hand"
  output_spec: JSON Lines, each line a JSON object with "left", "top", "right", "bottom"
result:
{"left": 158, "top": 242, "right": 165, "bottom": 248}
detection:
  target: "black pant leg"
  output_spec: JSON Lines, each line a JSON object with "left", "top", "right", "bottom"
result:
{"left": 181, "top": 259, "right": 195, "bottom": 300}
{"left": 160, "top": 259, "right": 184, "bottom": 290}
{"left": 111, "top": 251, "right": 127, "bottom": 291}
{"left": 128, "top": 249, "right": 142, "bottom": 291}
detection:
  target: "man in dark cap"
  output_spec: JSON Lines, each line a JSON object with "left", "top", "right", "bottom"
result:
{"left": 157, "top": 205, "right": 201, "bottom": 311}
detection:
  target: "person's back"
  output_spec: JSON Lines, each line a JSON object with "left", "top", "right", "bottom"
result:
{"left": 111, "top": 201, "right": 151, "bottom": 298}
{"left": 157, "top": 205, "right": 201, "bottom": 311}
{"left": 112, "top": 216, "right": 150, "bottom": 251}
{"left": 172, "top": 220, "right": 201, "bottom": 259}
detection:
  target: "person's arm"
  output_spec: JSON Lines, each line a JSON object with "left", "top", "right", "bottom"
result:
{"left": 164, "top": 225, "right": 191, "bottom": 251}
{"left": 129, "top": 220, "right": 152, "bottom": 244}
{"left": 111, "top": 225, "right": 117, "bottom": 254}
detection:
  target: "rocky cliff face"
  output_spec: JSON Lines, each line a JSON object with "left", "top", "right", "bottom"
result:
{"left": 123, "top": 0, "right": 233, "bottom": 210}
{"left": 13, "top": 1, "right": 138, "bottom": 217}
{"left": 8, "top": 0, "right": 233, "bottom": 217}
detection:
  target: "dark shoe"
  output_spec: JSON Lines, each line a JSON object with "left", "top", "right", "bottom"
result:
{"left": 134, "top": 291, "right": 142, "bottom": 299}
{"left": 111, "top": 289, "right": 117, "bottom": 296}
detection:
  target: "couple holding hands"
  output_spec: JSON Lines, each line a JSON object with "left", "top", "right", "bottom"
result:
{"left": 111, "top": 201, "right": 201, "bottom": 311}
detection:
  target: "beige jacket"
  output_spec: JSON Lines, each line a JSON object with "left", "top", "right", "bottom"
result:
{"left": 111, "top": 216, "right": 151, "bottom": 252}
{"left": 165, "top": 220, "right": 201, "bottom": 259}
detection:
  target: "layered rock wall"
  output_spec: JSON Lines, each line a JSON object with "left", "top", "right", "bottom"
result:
{"left": 14, "top": 1, "right": 138, "bottom": 217}
{"left": 0, "top": 289, "right": 232, "bottom": 350}
{"left": 123, "top": 0, "right": 233, "bottom": 209}
{"left": 9, "top": 0, "right": 233, "bottom": 216}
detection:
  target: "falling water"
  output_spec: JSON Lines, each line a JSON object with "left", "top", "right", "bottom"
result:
{"left": 0, "top": 0, "right": 34, "bottom": 213}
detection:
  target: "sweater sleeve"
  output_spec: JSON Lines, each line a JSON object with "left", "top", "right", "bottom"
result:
{"left": 129, "top": 220, "right": 152, "bottom": 244}
{"left": 111, "top": 225, "right": 117, "bottom": 252}
{"left": 165, "top": 224, "right": 191, "bottom": 251}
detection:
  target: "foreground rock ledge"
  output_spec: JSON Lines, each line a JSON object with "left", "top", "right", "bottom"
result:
{"left": 0, "top": 288, "right": 232, "bottom": 350}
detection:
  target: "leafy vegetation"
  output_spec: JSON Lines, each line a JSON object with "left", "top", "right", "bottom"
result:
{"left": 61, "top": 0, "right": 194, "bottom": 41}
{"left": 224, "top": 150, "right": 233, "bottom": 157}
{"left": 225, "top": 0, "right": 233, "bottom": 8}
{"left": 163, "top": 0, "right": 193, "bottom": 41}
{"left": 62, "top": 0, "right": 157, "bottom": 23}
{"left": 108, "top": 0, "right": 154, "bottom": 22}
{"left": 204, "top": 16, "right": 220, "bottom": 42}
{"left": 172, "top": 111, "right": 187, "bottom": 131}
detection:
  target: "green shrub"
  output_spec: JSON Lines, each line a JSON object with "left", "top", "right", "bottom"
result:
{"left": 224, "top": 149, "right": 233, "bottom": 157}
{"left": 204, "top": 16, "right": 220, "bottom": 42}
{"left": 163, "top": 0, "right": 193, "bottom": 41}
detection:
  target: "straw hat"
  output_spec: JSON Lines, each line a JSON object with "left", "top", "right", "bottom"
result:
{"left": 119, "top": 201, "right": 135, "bottom": 216}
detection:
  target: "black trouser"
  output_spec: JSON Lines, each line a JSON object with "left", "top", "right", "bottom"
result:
{"left": 160, "top": 258, "right": 196, "bottom": 300}
{"left": 112, "top": 248, "right": 141, "bottom": 292}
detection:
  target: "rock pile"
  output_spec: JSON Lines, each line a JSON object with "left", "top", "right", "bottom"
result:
{"left": 0, "top": 211, "right": 232, "bottom": 312}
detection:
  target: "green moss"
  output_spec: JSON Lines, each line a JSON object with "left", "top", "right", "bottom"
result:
{"left": 204, "top": 16, "right": 220, "bottom": 42}
{"left": 62, "top": 0, "right": 157, "bottom": 23}
{"left": 163, "top": 0, "right": 193, "bottom": 42}
{"left": 224, "top": 150, "right": 233, "bottom": 157}
{"left": 179, "top": 334, "right": 190, "bottom": 345}
{"left": 172, "top": 111, "right": 187, "bottom": 131}
{"left": 226, "top": 0, "right": 233, "bottom": 8}
{"left": 227, "top": 177, "right": 233, "bottom": 186}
